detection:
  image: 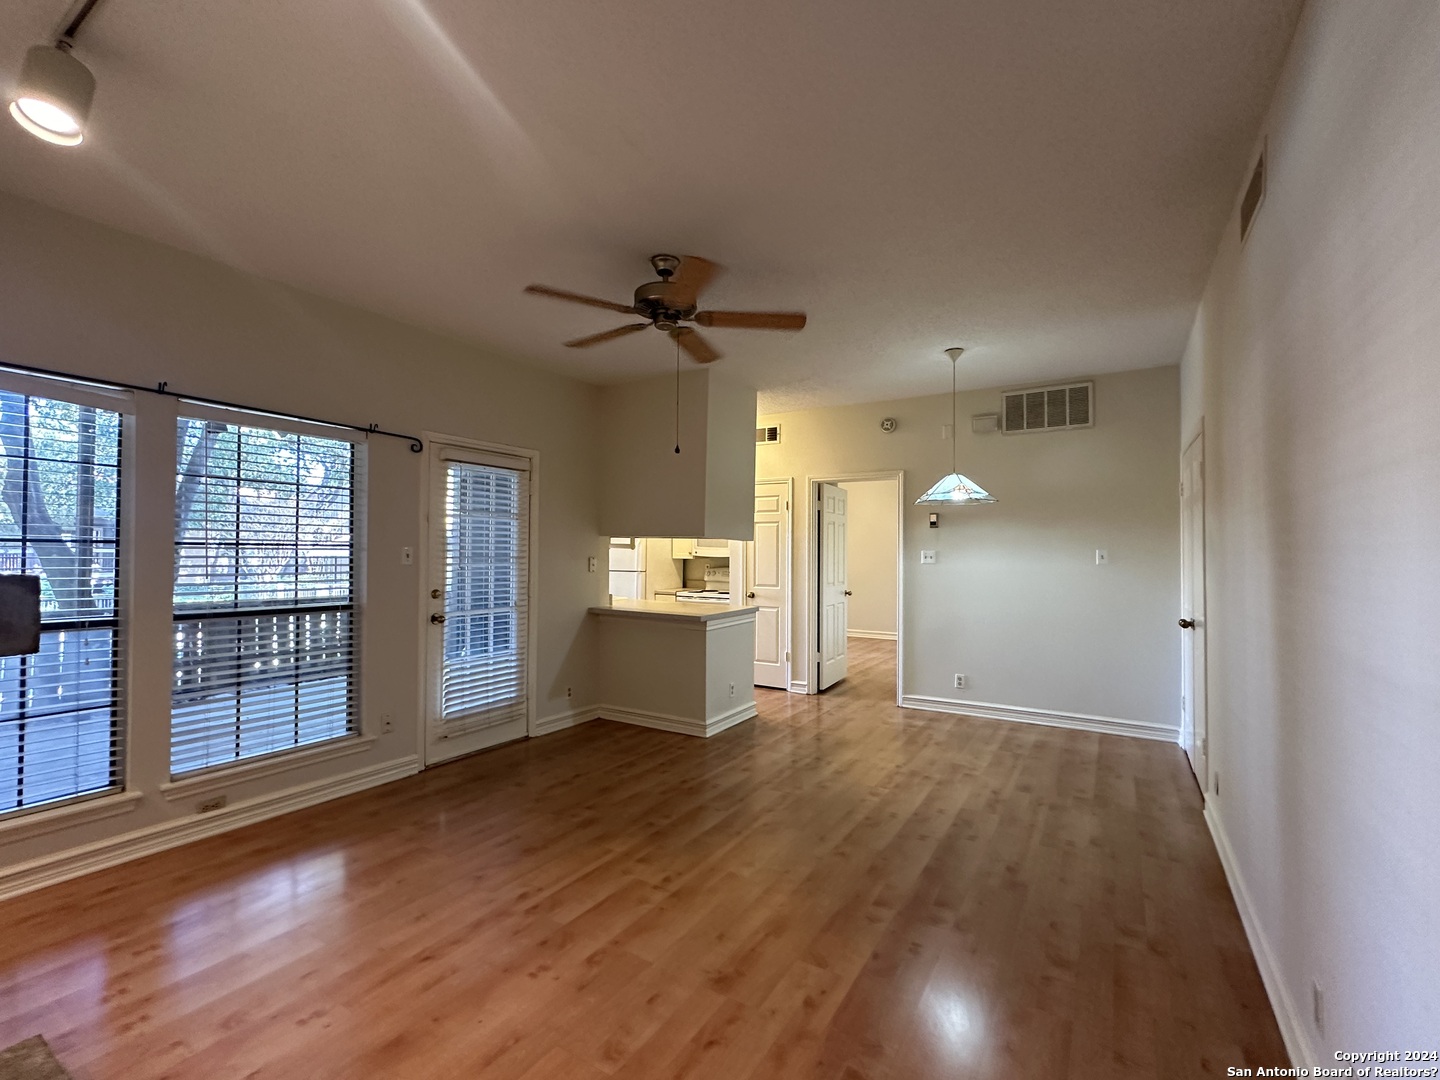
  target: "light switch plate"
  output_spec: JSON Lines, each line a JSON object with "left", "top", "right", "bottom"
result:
{"left": 401, "top": 547, "right": 413, "bottom": 565}
{"left": 1095, "top": 549, "right": 1108, "bottom": 565}
{"left": 920, "top": 550, "right": 936, "bottom": 564}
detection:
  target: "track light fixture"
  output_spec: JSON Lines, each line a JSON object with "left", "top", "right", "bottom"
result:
{"left": 9, "top": 1, "right": 104, "bottom": 147}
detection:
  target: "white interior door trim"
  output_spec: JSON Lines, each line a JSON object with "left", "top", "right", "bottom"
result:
{"left": 418, "top": 431, "right": 540, "bottom": 766}
{"left": 800, "top": 470, "right": 905, "bottom": 701}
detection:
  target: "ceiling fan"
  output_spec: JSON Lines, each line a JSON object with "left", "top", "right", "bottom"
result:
{"left": 524, "top": 254, "right": 806, "bottom": 364}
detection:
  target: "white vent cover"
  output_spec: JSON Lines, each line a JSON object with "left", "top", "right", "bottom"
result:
{"left": 1002, "top": 382, "right": 1093, "bottom": 434}
{"left": 756, "top": 425, "right": 781, "bottom": 444}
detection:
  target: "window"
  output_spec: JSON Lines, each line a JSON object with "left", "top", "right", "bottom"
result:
{"left": 437, "top": 458, "right": 528, "bottom": 729}
{"left": 171, "top": 415, "right": 357, "bottom": 776}
{"left": 0, "top": 387, "right": 123, "bottom": 816}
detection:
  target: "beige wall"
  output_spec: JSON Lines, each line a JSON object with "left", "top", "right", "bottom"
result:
{"left": 0, "top": 192, "right": 606, "bottom": 879}
{"left": 838, "top": 480, "right": 898, "bottom": 636}
{"left": 1179, "top": 0, "right": 1440, "bottom": 1060}
{"left": 758, "top": 365, "right": 1179, "bottom": 729}
{"left": 599, "top": 369, "right": 756, "bottom": 540}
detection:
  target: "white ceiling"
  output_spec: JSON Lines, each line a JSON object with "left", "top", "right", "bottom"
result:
{"left": 0, "top": 0, "right": 1303, "bottom": 411}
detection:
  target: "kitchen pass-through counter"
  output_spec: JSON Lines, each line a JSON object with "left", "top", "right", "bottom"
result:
{"left": 589, "top": 599, "right": 758, "bottom": 737}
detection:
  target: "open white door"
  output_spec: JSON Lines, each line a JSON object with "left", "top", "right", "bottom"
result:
{"left": 818, "top": 482, "right": 849, "bottom": 690}
{"left": 747, "top": 481, "right": 790, "bottom": 689}
{"left": 1180, "top": 432, "right": 1208, "bottom": 792}
{"left": 424, "top": 444, "right": 532, "bottom": 766}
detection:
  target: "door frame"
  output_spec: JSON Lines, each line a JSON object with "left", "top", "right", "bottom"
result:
{"left": 748, "top": 476, "right": 793, "bottom": 690}
{"left": 800, "top": 470, "right": 904, "bottom": 703}
{"left": 1180, "top": 426, "right": 1208, "bottom": 791}
{"left": 418, "top": 432, "right": 541, "bottom": 767}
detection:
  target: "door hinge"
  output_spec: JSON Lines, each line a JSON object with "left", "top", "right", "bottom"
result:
{"left": 784, "top": 650, "right": 791, "bottom": 662}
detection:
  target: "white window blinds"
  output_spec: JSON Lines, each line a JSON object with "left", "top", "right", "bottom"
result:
{"left": 0, "top": 388, "right": 124, "bottom": 817}
{"left": 435, "top": 456, "right": 529, "bottom": 732}
{"left": 171, "top": 416, "right": 358, "bottom": 776}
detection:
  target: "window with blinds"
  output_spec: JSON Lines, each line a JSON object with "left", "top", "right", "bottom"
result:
{"left": 437, "top": 458, "right": 529, "bottom": 731}
{"left": 171, "top": 416, "right": 357, "bottom": 776}
{"left": 0, "top": 389, "right": 124, "bottom": 817}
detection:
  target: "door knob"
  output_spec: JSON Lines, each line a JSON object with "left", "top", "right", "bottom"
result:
{"left": 1178, "top": 618, "right": 1194, "bottom": 629}
{"left": 430, "top": 613, "right": 447, "bottom": 625}
{"left": 844, "top": 590, "right": 853, "bottom": 596}
{"left": 747, "top": 592, "right": 756, "bottom": 599}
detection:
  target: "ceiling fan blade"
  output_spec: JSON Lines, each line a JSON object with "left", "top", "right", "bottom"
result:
{"left": 693, "top": 310, "right": 807, "bottom": 331}
{"left": 670, "top": 256, "right": 723, "bottom": 303}
{"left": 565, "top": 323, "right": 650, "bottom": 348}
{"left": 671, "top": 327, "right": 722, "bottom": 364}
{"left": 525, "top": 284, "right": 636, "bottom": 314}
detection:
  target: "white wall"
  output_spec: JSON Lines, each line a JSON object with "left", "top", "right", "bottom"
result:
{"left": 758, "top": 365, "right": 1179, "bottom": 731}
{"left": 0, "top": 192, "right": 606, "bottom": 880}
{"left": 1179, "top": 0, "right": 1440, "bottom": 1061}
{"left": 838, "top": 480, "right": 898, "bottom": 636}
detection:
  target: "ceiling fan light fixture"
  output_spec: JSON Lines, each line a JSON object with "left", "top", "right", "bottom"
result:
{"left": 916, "top": 346, "right": 998, "bottom": 507}
{"left": 9, "top": 44, "right": 95, "bottom": 146}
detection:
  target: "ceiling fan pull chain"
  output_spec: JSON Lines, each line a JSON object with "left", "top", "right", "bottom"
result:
{"left": 674, "top": 335, "right": 682, "bottom": 454}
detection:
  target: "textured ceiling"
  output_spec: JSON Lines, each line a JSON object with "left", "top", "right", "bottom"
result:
{"left": 0, "top": 0, "right": 1303, "bottom": 411}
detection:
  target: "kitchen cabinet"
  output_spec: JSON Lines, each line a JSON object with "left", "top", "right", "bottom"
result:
{"left": 671, "top": 539, "right": 732, "bottom": 559}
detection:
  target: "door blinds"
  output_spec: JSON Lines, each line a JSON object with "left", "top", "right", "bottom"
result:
{"left": 0, "top": 389, "right": 124, "bottom": 817}
{"left": 171, "top": 416, "right": 357, "bottom": 776}
{"left": 436, "top": 456, "right": 530, "bottom": 733}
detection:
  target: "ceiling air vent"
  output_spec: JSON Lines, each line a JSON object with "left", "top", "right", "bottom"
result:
{"left": 756, "top": 425, "right": 781, "bottom": 444}
{"left": 1002, "top": 381, "right": 1094, "bottom": 434}
{"left": 1240, "top": 142, "right": 1266, "bottom": 244}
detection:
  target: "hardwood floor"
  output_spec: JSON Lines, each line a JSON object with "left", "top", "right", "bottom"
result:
{"left": 0, "top": 638, "right": 1285, "bottom": 1078}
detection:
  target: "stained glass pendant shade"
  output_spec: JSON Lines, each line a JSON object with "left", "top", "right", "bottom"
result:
{"left": 916, "top": 347, "right": 997, "bottom": 506}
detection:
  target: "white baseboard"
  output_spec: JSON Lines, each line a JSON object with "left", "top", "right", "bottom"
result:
{"left": 788, "top": 680, "right": 810, "bottom": 696}
{"left": 1204, "top": 801, "right": 1312, "bottom": 1067}
{"left": 595, "top": 702, "right": 757, "bottom": 739}
{"left": 532, "top": 705, "right": 600, "bottom": 737}
{"left": 0, "top": 756, "right": 420, "bottom": 903}
{"left": 846, "top": 629, "right": 897, "bottom": 641}
{"left": 900, "top": 694, "right": 1177, "bottom": 742}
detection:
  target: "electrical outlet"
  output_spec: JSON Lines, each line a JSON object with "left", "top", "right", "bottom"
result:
{"left": 566, "top": 686, "right": 573, "bottom": 699}
{"left": 197, "top": 795, "right": 227, "bottom": 814}
{"left": 953, "top": 674, "right": 967, "bottom": 690}
{"left": 1312, "top": 982, "right": 1325, "bottom": 1033}
{"left": 729, "top": 682, "right": 736, "bottom": 699}
{"left": 920, "top": 550, "right": 936, "bottom": 564}
{"left": 381, "top": 713, "right": 393, "bottom": 734}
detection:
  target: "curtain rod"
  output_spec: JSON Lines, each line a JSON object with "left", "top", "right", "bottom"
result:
{"left": 0, "top": 359, "right": 424, "bottom": 453}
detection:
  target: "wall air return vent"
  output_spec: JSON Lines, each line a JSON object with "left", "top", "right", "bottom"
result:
{"left": 1240, "top": 141, "right": 1266, "bottom": 244}
{"left": 756, "top": 425, "right": 781, "bottom": 444}
{"left": 1002, "top": 382, "right": 1094, "bottom": 434}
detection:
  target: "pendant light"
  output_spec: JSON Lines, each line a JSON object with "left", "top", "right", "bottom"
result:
{"left": 915, "top": 347, "right": 997, "bottom": 506}
{"left": 9, "top": 1, "right": 104, "bottom": 147}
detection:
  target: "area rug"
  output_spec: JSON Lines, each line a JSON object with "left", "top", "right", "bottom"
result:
{"left": 0, "top": 1037, "right": 73, "bottom": 1080}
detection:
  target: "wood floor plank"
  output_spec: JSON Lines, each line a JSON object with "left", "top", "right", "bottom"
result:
{"left": 0, "top": 638, "right": 1287, "bottom": 1078}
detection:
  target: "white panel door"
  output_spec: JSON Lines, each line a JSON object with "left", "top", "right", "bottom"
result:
{"left": 818, "top": 482, "right": 849, "bottom": 690}
{"left": 1180, "top": 433, "right": 1208, "bottom": 792}
{"left": 747, "top": 481, "right": 790, "bottom": 688}
{"left": 425, "top": 446, "right": 531, "bottom": 766}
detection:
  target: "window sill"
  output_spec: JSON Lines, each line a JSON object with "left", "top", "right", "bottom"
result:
{"left": 0, "top": 790, "right": 145, "bottom": 843}
{"left": 160, "top": 734, "right": 378, "bottom": 802}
